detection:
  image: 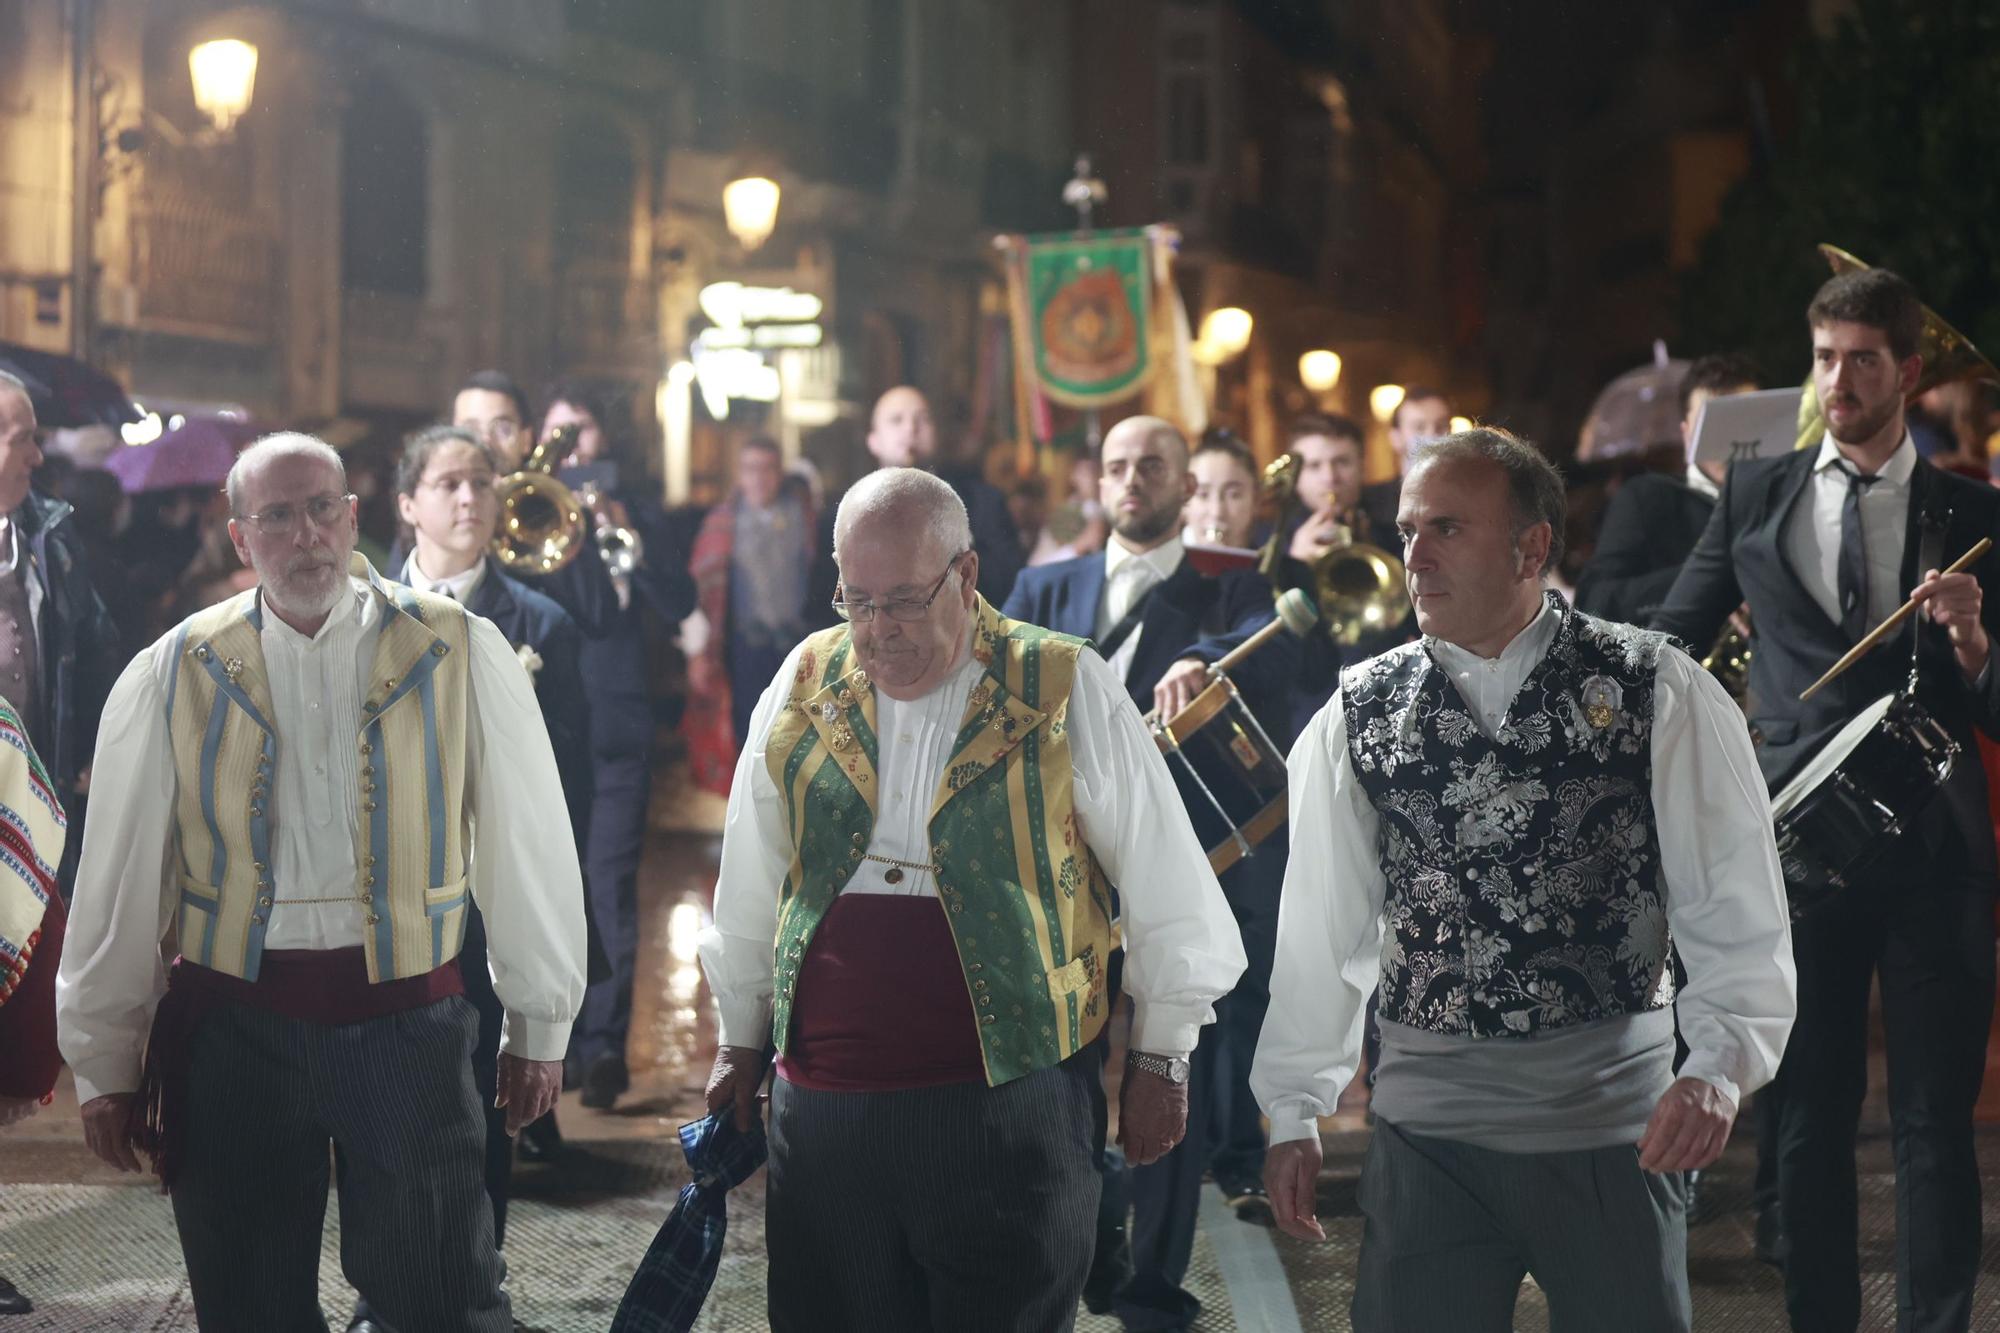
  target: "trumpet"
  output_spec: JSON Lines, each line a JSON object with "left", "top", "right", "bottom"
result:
{"left": 575, "top": 482, "right": 645, "bottom": 578}
{"left": 492, "top": 425, "right": 586, "bottom": 574}
{"left": 1258, "top": 456, "right": 1411, "bottom": 646}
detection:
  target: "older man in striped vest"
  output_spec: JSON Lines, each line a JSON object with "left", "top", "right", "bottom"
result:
{"left": 57, "top": 433, "right": 586, "bottom": 1332}
{"left": 698, "top": 467, "right": 1244, "bottom": 1332}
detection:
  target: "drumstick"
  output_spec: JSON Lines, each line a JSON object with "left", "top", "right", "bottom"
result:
{"left": 1799, "top": 537, "right": 1992, "bottom": 702}
{"left": 1142, "top": 589, "right": 1320, "bottom": 724}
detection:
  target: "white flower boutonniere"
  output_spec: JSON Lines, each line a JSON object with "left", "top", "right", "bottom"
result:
{"left": 515, "top": 643, "right": 544, "bottom": 680}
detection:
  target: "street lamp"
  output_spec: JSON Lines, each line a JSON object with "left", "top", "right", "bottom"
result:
{"left": 1194, "top": 307, "right": 1253, "bottom": 364}
{"left": 723, "top": 176, "right": 781, "bottom": 252}
{"left": 1369, "top": 384, "right": 1406, "bottom": 423}
{"left": 1299, "top": 349, "right": 1342, "bottom": 393}
{"left": 188, "top": 39, "right": 258, "bottom": 134}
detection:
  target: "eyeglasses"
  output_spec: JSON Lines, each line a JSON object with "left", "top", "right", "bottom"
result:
{"left": 465, "top": 418, "right": 522, "bottom": 445}
{"left": 237, "top": 492, "right": 355, "bottom": 536}
{"left": 832, "top": 553, "right": 966, "bottom": 623}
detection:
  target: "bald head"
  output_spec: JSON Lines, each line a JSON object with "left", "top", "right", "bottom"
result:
{"left": 1100, "top": 415, "right": 1193, "bottom": 552}
{"left": 867, "top": 386, "right": 937, "bottom": 468}
{"left": 834, "top": 466, "right": 971, "bottom": 569}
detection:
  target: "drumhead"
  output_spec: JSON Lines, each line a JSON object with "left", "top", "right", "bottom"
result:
{"left": 1771, "top": 694, "right": 1897, "bottom": 820}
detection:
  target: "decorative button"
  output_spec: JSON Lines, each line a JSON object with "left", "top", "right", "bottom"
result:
{"left": 364, "top": 701, "right": 380, "bottom": 713}
{"left": 972, "top": 980, "right": 987, "bottom": 992}
{"left": 250, "top": 913, "right": 265, "bottom": 926}
{"left": 365, "top": 912, "right": 382, "bottom": 925}
{"left": 361, "top": 765, "right": 374, "bottom": 777}
{"left": 967, "top": 962, "right": 983, "bottom": 973}
{"left": 193, "top": 645, "right": 211, "bottom": 661}
{"left": 362, "top": 801, "right": 377, "bottom": 812}
{"left": 249, "top": 804, "right": 263, "bottom": 817}
{"left": 363, "top": 875, "right": 376, "bottom": 887}
{"left": 1466, "top": 867, "right": 1480, "bottom": 881}
{"left": 383, "top": 677, "right": 397, "bottom": 691}
{"left": 359, "top": 742, "right": 373, "bottom": 756}
{"left": 253, "top": 861, "right": 267, "bottom": 873}
{"left": 258, "top": 896, "right": 272, "bottom": 908}
{"left": 431, "top": 642, "right": 448, "bottom": 656}
{"left": 981, "top": 1014, "right": 997, "bottom": 1026}
{"left": 978, "top": 995, "right": 992, "bottom": 1007}
{"left": 364, "top": 855, "right": 376, "bottom": 868}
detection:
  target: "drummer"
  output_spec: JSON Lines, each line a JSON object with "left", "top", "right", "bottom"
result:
{"left": 1256, "top": 426, "right": 1795, "bottom": 1330}
{"left": 1653, "top": 266, "right": 2000, "bottom": 1332}
{"left": 1004, "top": 414, "right": 1299, "bottom": 1327}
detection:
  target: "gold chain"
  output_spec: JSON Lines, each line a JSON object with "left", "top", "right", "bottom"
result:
{"left": 862, "top": 852, "right": 940, "bottom": 874}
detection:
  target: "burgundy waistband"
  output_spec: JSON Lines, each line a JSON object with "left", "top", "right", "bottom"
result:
{"left": 172, "top": 948, "right": 463, "bottom": 1025}
{"left": 777, "top": 894, "right": 986, "bottom": 1093}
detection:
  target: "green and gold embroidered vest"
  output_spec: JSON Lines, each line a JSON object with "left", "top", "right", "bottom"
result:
{"left": 164, "top": 559, "right": 473, "bottom": 983}
{"left": 765, "top": 597, "right": 1116, "bottom": 1086}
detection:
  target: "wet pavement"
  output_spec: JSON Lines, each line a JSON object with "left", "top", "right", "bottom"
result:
{"left": 5, "top": 761, "right": 2000, "bottom": 1329}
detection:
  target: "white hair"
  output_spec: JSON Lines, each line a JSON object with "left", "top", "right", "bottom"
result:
{"left": 833, "top": 467, "right": 972, "bottom": 567}
{"left": 225, "top": 432, "right": 346, "bottom": 513}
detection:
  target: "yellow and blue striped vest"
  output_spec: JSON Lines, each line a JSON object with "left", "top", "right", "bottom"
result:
{"left": 765, "top": 597, "right": 1117, "bottom": 1086}
{"left": 164, "top": 559, "right": 472, "bottom": 984}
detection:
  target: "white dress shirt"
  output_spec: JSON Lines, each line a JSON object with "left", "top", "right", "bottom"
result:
{"left": 404, "top": 551, "right": 488, "bottom": 605}
{"left": 1097, "top": 535, "right": 1183, "bottom": 684}
{"left": 1252, "top": 602, "right": 1797, "bottom": 1145}
{"left": 1786, "top": 432, "right": 1916, "bottom": 629}
{"left": 697, "top": 628, "right": 1246, "bottom": 1059}
{"left": 0, "top": 520, "right": 45, "bottom": 634}
{"left": 57, "top": 576, "right": 588, "bottom": 1103}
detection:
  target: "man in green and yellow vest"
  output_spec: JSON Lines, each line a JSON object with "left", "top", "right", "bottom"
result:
{"left": 58, "top": 433, "right": 586, "bottom": 1332}
{"left": 697, "top": 466, "right": 1244, "bottom": 1332}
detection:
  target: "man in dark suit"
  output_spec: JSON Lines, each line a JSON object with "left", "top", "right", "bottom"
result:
{"left": 810, "top": 386, "right": 1024, "bottom": 622}
{"left": 1653, "top": 267, "right": 2000, "bottom": 1333}
{"left": 1577, "top": 353, "right": 1761, "bottom": 623}
{"left": 1005, "top": 415, "right": 1296, "bottom": 1333}
{"left": 538, "top": 386, "right": 696, "bottom": 1114}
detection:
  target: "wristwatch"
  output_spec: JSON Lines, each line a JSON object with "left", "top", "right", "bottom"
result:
{"left": 1128, "top": 1050, "right": 1192, "bottom": 1085}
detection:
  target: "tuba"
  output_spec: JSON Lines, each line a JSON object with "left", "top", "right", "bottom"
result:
{"left": 492, "top": 424, "right": 586, "bottom": 574}
{"left": 1795, "top": 243, "right": 2000, "bottom": 452}
{"left": 1258, "top": 455, "right": 1411, "bottom": 646}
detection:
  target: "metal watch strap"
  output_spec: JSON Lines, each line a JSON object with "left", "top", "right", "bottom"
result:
{"left": 1128, "top": 1049, "right": 1189, "bottom": 1083}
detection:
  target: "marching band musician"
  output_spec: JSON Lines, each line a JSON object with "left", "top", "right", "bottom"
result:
{"left": 1256, "top": 427, "right": 1794, "bottom": 1332}
{"left": 699, "top": 466, "right": 1242, "bottom": 1332}
{"left": 1653, "top": 267, "right": 2000, "bottom": 1333}
{"left": 1005, "top": 415, "right": 1296, "bottom": 1331}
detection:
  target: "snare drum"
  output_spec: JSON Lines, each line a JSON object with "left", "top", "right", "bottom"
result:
{"left": 1152, "top": 673, "right": 1288, "bottom": 875}
{"left": 1769, "top": 693, "right": 1958, "bottom": 918}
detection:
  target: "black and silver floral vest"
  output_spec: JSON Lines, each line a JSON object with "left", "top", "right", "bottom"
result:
{"left": 1342, "top": 593, "right": 1676, "bottom": 1039}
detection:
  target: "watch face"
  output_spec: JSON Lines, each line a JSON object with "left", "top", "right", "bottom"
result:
{"left": 1169, "top": 1057, "right": 1191, "bottom": 1083}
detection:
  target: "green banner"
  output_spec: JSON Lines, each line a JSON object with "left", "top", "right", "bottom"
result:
{"left": 1025, "top": 229, "right": 1155, "bottom": 409}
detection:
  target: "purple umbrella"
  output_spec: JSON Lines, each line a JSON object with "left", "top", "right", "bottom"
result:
{"left": 103, "top": 416, "right": 259, "bottom": 494}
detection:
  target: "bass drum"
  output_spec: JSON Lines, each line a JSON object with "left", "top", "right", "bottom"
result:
{"left": 1768, "top": 693, "right": 1958, "bottom": 919}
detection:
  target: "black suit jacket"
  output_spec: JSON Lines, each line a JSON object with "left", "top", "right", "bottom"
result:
{"left": 1004, "top": 549, "right": 1295, "bottom": 892}
{"left": 1651, "top": 451, "right": 2000, "bottom": 878}
{"left": 1576, "top": 472, "right": 1717, "bottom": 624}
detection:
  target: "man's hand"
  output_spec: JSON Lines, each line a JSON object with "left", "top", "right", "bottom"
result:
{"left": 704, "top": 1045, "right": 769, "bottom": 1133}
{"left": 1288, "top": 510, "right": 1345, "bottom": 562}
{"left": 0, "top": 1094, "right": 42, "bottom": 1130}
{"left": 1727, "top": 602, "right": 1754, "bottom": 642}
{"left": 1264, "top": 1137, "right": 1326, "bottom": 1241}
{"left": 1636, "top": 1076, "right": 1736, "bottom": 1174}
{"left": 1152, "top": 658, "right": 1212, "bottom": 722}
{"left": 80, "top": 1093, "right": 141, "bottom": 1172}
{"left": 495, "top": 1055, "right": 563, "bottom": 1136}
{"left": 1912, "top": 567, "right": 1989, "bottom": 680}
{"left": 1117, "top": 1063, "right": 1188, "bottom": 1167}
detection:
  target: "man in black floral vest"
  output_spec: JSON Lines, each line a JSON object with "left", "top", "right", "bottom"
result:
{"left": 1250, "top": 427, "right": 1796, "bottom": 1331}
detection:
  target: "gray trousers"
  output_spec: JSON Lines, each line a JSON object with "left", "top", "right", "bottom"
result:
{"left": 169, "top": 995, "right": 509, "bottom": 1333}
{"left": 1354, "top": 1119, "right": 1691, "bottom": 1333}
{"left": 766, "top": 1056, "right": 1100, "bottom": 1333}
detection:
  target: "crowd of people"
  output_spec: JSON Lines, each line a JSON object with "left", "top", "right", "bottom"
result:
{"left": 0, "top": 260, "right": 1994, "bottom": 1333}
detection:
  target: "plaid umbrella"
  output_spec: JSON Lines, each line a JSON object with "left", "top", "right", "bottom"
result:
{"left": 611, "top": 1110, "right": 768, "bottom": 1333}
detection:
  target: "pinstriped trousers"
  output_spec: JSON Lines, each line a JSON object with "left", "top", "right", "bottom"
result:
{"left": 766, "top": 1054, "right": 1100, "bottom": 1333}
{"left": 168, "top": 995, "right": 510, "bottom": 1333}
{"left": 1353, "top": 1119, "right": 1691, "bottom": 1333}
